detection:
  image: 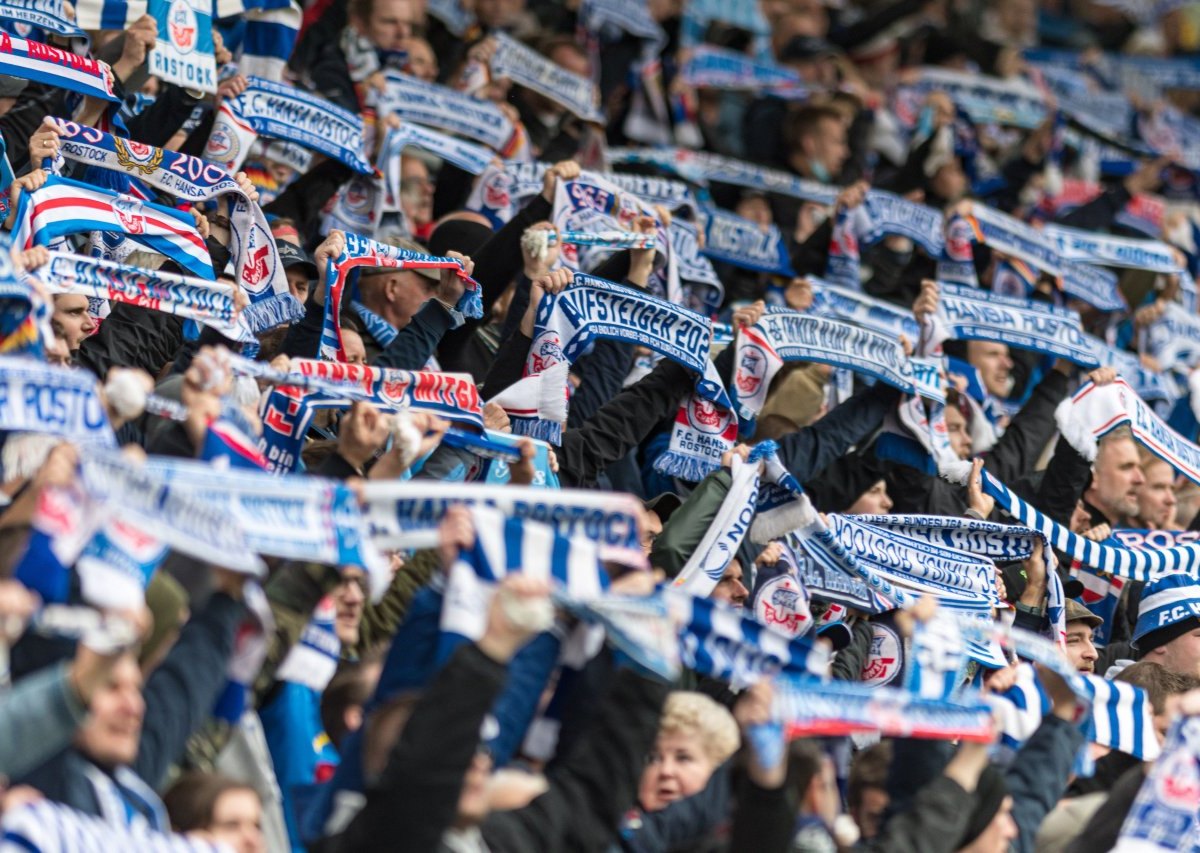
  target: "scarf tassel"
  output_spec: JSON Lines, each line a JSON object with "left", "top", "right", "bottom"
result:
{"left": 240, "top": 291, "right": 305, "bottom": 333}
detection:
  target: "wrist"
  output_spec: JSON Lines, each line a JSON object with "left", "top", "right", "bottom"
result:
{"left": 477, "top": 633, "right": 518, "bottom": 664}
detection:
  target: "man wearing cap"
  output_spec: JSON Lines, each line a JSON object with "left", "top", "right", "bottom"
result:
{"left": 1064, "top": 600, "right": 1102, "bottom": 674}
{"left": 1132, "top": 574, "right": 1200, "bottom": 678}
{"left": 276, "top": 239, "right": 318, "bottom": 305}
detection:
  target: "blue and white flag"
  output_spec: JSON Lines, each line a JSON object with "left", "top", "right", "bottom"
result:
{"left": 361, "top": 480, "right": 646, "bottom": 567}
{"left": 700, "top": 206, "right": 794, "bottom": 276}
{"left": 12, "top": 174, "right": 214, "bottom": 280}
{"left": 378, "top": 71, "right": 516, "bottom": 152}
{"left": 0, "top": 0, "right": 83, "bottom": 36}
{"left": 148, "top": 0, "right": 217, "bottom": 93}
{"left": 1115, "top": 714, "right": 1200, "bottom": 853}
{"left": 0, "top": 32, "right": 118, "bottom": 101}
{"left": 206, "top": 76, "right": 372, "bottom": 174}
{"left": 0, "top": 357, "right": 115, "bottom": 446}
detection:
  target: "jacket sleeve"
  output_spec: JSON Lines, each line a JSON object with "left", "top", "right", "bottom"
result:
{"left": 487, "top": 631, "right": 563, "bottom": 768}
{"left": 0, "top": 83, "right": 69, "bottom": 174}
{"left": 263, "top": 158, "right": 356, "bottom": 237}
{"left": 372, "top": 300, "right": 455, "bottom": 371}
{"left": 567, "top": 337, "right": 636, "bottom": 429}
{"left": 353, "top": 549, "right": 440, "bottom": 654}
{"left": 134, "top": 591, "right": 243, "bottom": 789}
{"left": 482, "top": 668, "right": 670, "bottom": 853}
{"left": 777, "top": 382, "right": 900, "bottom": 486}
{"left": 865, "top": 775, "right": 975, "bottom": 853}
{"left": 74, "top": 302, "right": 186, "bottom": 381}
{"left": 729, "top": 773, "right": 795, "bottom": 853}
{"left": 1006, "top": 715, "right": 1084, "bottom": 853}
{"left": 983, "top": 370, "right": 1069, "bottom": 483}
{"left": 649, "top": 469, "right": 731, "bottom": 577}
{"left": 830, "top": 618, "right": 874, "bottom": 682}
{"left": 1033, "top": 435, "right": 1092, "bottom": 526}
{"left": 1055, "top": 184, "right": 1132, "bottom": 231}
{"left": 125, "top": 84, "right": 203, "bottom": 148}
{"left": 337, "top": 642, "right": 509, "bottom": 853}
{"left": 0, "top": 661, "right": 87, "bottom": 780}
{"left": 558, "top": 358, "right": 694, "bottom": 488}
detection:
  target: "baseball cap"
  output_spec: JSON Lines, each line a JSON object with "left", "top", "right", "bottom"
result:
{"left": 0, "top": 76, "right": 27, "bottom": 99}
{"left": 1132, "top": 574, "right": 1200, "bottom": 652}
{"left": 1065, "top": 598, "right": 1102, "bottom": 629}
{"left": 389, "top": 237, "right": 440, "bottom": 282}
{"left": 275, "top": 240, "right": 317, "bottom": 280}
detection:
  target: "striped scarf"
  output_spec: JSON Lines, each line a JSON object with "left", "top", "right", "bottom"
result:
{"left": 0, "top": 356, "right": 115, "bottom": 445}
{"left": 51, "top": 119, "right": 301, "bottom": 331}
{"left": 1115, "top": 714, "right": 1200, "bottom": 852}
{"left": 12, "top": 174, "right": 213, "bottom": 279}
{"left": 0, "top": 32, "right": 117, "bottom": 101}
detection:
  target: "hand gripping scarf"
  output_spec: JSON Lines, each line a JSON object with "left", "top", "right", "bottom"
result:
{"left": 51, "top": 119, "right": 301, "bottom": 331}
{"left": 319, "top": 231, "right": 481, "bottom": 361}
{"left": 12, "top": 174, "right": 213, "bottom": 279}
{"left": 0, "top": 32, "right": 117, "bottom": 101}
{"left": 361, "top": 480, "right": 646, "bottom": 567}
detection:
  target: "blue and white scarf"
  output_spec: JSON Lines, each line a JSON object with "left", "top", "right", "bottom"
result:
{"left": 895, "top": 67, "right": 1047, "bottom": 130}
{"left": 79, "top": 452, "right": 265, "bottom": 576}
{"left": 465, "top": 160, "right": 547, "bottom": 227}
{"left": 52, "top": 119, "right": 301, "bottom": 331}
{"left": 1115, "top": 714, "right": 1200, "bottom": 852}
{"left": 0, "top": 0, "right": 83, "bottom": 36}
{"left": 807, "top": 277, "right": 922, "bottom": 340}
{"left": 75, "top": 517, "right": 168, "bottom": 609}
{"left": 607, "top": 147, "right": 839, "bottom": 205}
{"left": 0, "top": 800, "right": 224, "bottom": 852}
{"left": 1042, "top": 222, "right": 1183, "bottom": 273}
{"left": 772, "top": 674, "right": 995, "bottom": 742}
{"left": 360, "top": 480, "right": 646, "bottom": 567}
{"left": 851, "top": 514, "right": 1038, "bottom": 561}
{"left": 783, "top": 536, "right": 888, "bottom": 613}
{"left": 700, "top": 205, "right": 795, "bottom": 276}
{"left": 12, "top": 174, "right": 214, "bottom": 279}
{"left": 939, "top": 203, "right": 1063, "bottom": 287}
{"left": 0, "top": 32, "right": 117, "bottom": 101}
{"left": 552, "top": 172, "right": 668, "bottom": 279}
{"left": 524, "top": 271, "right": 727, "bottom": 441}
{"left": 319, "top": 232, "right": 480, "bottom": 362}
{"left": 205, "top": 76, "right": 373, "bottom": 174}
{"left": 607, "top": 172, "right": 696, "bottom": 214}
{"left": 440, "top": 506, "right": 608, "bottom": 642}
{"left": 730, "top": 307, "right": 935, "bottom": 424}
{"left": 666, "top": 587, "right": 829, "bottom": 690}
{"left": 275, "top": 598, "right": 342, "bottom": 691}
{"left": 1145, "top": 301, "right": 1200, "bottom": 371}
{"left": 488, "top": 32, "right": 603, "bottom": 123}
{"left": 426, "top": 0, "right": 472, "bottom": 35}
{"left": 377, "top": 71, "right": 516, "bottom": 152}
{"left": 907, "top": 613, "right": 968, "bottom": 701}
{"left": 668, "top": 454, "right": 758, "bottom": 597}
{"left": 230, "top": 0, "right": 302, "bottom": 81}
{"left": 142, "top": 456, "right": 389, "bottom": 594}
{"left": 678, "top": 45, "right": 807, "bottom": 97}
{"left": 825, "top": 190, "right": 946, "bottom": 290}
{"left": 40, "top": 251, "right": 252, "bottom": 341}
{"left": 750, "top": 542, "right": 813, "bottom": 638}
{"left": 1088, "top": 334, "right": 1173, "bottom": 404}
{"left": 0, "top": 356, "right": 115, "bottom": 446}
{"left": 929, "top": 281, "right": 1099, "bottom": 367}
{"left": 486, "top": 362, "right": 568, "bottom": 440}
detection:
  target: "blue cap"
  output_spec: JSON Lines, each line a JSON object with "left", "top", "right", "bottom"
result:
{"left": 1133, "top": 574, "right": 1200, "bottom": 651}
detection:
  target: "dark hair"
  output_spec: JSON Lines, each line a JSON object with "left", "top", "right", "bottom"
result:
{"left": 786, "top": 738, "right": 825, "bottom": 803}
{"left": 848, "top": 741, "right": 892, "bottom": 809}
{"left": 782, "top": 104, "right": 843, "bottom": 152}
{"left": 163, "top": 772, "right": 259, "bottom": 833}
{"left": 321, "top": 659, "right": 380, "bottom": 750}
{"left": 1115, "top": 661, "right": 1200, "bottom": 714}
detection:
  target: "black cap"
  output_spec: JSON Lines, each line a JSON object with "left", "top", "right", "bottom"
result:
{"left": 276, "top": 240, "right": 317, "bottom": 280}
{"left": 644, "top": 492, "right": 683, "bottom": 523}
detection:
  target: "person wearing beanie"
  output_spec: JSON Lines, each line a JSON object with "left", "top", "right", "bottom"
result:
{"left": 805, "top": 452, "right": 893, "bottom": 515}
{"left": 1132, "top": 573, "right": 1200, "bottom": 678}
